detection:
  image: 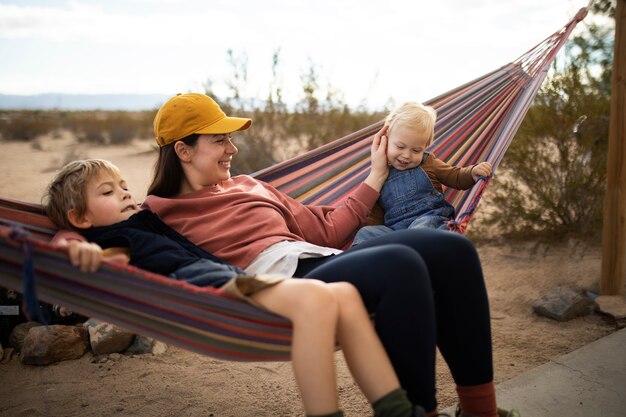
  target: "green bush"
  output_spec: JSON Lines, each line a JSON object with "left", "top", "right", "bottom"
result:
{"left": 0, "top": 110, "right": 60, "bottom": 141}
{"left": 481, "top": 18, "right": 612, "bottom": 243}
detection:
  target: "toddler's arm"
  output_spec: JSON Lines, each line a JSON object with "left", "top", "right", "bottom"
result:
{"left": 471, "top": 162, "right": 493, "bottom": 182}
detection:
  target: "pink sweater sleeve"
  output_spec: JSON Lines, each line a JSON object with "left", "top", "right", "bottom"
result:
{"left": 51, "top": 229, "right": 86, "bottom": 245}
{"left": 262, "top": 181, "right": 379, "bottom": 248}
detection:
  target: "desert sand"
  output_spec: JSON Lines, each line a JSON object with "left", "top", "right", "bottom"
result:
{"left": 0, "top": 135, "right": 618, "bottom": 417}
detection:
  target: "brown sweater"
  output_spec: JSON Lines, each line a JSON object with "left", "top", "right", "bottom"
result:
{"left": 421, "top": 153, "right": 476, "bottom": 193}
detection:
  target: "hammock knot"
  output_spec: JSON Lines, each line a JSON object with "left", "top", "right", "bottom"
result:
{"left": 574, "top": 7, "right": 588, "bottom": 22}
{"left": 447, "top": 219, "right": 468, "bottom": 234}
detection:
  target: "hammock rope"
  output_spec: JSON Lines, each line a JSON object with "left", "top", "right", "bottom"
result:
{"left": 0, "top": 8, "right": 588, "bottom": 361}
{"left": 7, "top": 223, "right": 48, "bottom": 323}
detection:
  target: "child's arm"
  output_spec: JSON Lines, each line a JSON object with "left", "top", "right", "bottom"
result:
{"left": 52, "top": 234, "right": 130, "bottom": 272}
{"left": 471, "top": 162, "right": 493, "bottom": 182}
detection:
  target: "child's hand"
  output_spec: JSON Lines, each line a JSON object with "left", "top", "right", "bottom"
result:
{"left": 471, "top": 162, "right": 493, "bottom": 182}
{"left": 57, "top": 238, "right": 103, "bottom": 272}
{"left": 102, "top": 247, "right": 131, "bottom": 266}
{"left": 365, "top": 124, "right": 390, "bottom": 191}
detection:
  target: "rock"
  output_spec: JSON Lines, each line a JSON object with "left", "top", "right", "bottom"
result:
{"left": 20, "top": 325, "right": 90, "bottom": 365}
{"left": 533, "top": 286, "right": 596, "bottom": 322}
{"left": 1, "top": 346, "right": 15, "bottom": 363}
{"left": 125, "top": 335, "right": 168, "bottom": 355}
{"left": 84, "top": 321, "right": 135, "bottom": 355}
{"left": 595, "top": 295, "right": 626, "bottom": 320}
{"left": 9, "top": 321, "right": 43, "bottom": 351}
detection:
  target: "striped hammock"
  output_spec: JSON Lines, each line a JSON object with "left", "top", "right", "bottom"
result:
{"left": 0, "top": 9, "right": 587, "bottom": 361}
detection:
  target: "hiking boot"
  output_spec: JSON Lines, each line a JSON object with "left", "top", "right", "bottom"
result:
{"left": 414, "top": 406, "right": 427, "bottom": 417}
{"left": 414, "top": 405, "right": 451, "bottom": 417}
{"left": 496, "top": 409, "right": 521, "bottom": 417}
{"left": 454, "top": 404, "right": 521, "bottom": 417}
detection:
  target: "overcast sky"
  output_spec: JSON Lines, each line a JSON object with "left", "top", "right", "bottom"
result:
{"left": 0, "top": 0, "right": 592, "bottom": 109}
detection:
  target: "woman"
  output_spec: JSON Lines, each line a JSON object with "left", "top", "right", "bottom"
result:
{"left": 144, "top": 93, "right": 519, "bottom": 417}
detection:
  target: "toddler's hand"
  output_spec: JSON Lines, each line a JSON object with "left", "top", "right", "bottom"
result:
{"left": 472, "top": 162, "right": 493, "bottom": 181}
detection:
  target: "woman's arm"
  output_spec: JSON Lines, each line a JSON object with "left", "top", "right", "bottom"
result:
{"left": 265, "top": 180, "right": 380, "bottom": 249}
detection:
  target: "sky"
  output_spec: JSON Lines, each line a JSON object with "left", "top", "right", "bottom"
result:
{"left": 0, "top": 0, "right": 594, "bottom": 110}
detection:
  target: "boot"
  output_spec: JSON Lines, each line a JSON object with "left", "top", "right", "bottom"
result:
{"left": 414, "top": 405, "right": 451, "bottom": 417}
{"left": 454, "top": 404, "right": 521, "bottom": 417}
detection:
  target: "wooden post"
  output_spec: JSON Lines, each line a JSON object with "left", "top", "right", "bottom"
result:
{"left": 600, "top": 0, "right": 626, "bottom": 295}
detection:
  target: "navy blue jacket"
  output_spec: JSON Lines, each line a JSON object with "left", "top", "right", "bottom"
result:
{"left": 81, "top": 210, "right": 244, "bottom": 286}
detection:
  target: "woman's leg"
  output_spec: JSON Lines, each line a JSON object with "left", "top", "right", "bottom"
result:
{"left": 296, "top": 245, "right": 438, "bottom": 411}
{"left": 348, "top": 229, "right": 493, "bottom": 386}
{"left": 348, "top": 229, "right": 497, "bottom": 417}
{"left": 251, "top": 279, "right": 340, "bottom": 415}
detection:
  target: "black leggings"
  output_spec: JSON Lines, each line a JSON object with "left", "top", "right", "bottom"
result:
{"left": 294, "top": 228, "right": 493, "bottom": 411}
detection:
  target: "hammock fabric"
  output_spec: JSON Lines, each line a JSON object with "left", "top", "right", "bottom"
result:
{"left": 0, "top": 9, "right": 587, "bottom": 361}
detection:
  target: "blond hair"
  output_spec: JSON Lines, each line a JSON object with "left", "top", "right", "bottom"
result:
{"left": 386, "top": 102, "right": 437, "bottom": 147}
{"left": 43, "top": 159, "right": 122, "bottom": 230}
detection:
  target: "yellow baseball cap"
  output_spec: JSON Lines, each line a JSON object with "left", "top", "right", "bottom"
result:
{"left": 153, "top": 93, "right": 252, "bottom": 147}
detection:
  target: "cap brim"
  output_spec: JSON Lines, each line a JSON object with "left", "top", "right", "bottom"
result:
{"left": 195, "top": 116, "right": 252, "bottom": 135}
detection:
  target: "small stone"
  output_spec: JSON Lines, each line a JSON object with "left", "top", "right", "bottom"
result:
{"left": 85, "top": 321, "right": 135, "bottom": 355}
{"left": 125, "top": 335, "right": 167, "bottom": 355}
{"left": 595, "top": 295, "right": 626, "bottom": 320}
{"left": 533, "top": 286, "right": 596, "bottom": 322}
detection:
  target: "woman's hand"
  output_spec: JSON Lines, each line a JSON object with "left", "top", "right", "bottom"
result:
{"left": 364, "top": 124, "right": 390, "bottom": 192}
{"left": 471, "top": 162, "right": 493, "bottom": 182}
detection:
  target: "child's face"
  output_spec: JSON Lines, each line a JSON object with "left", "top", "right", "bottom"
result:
{"left": 386, "top": 125, "right": 430, "bottom": 170}
{"left": 79, "top": 171, "right": 140, "bottom": 228}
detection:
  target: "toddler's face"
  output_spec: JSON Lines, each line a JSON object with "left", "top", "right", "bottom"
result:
{"left": 80, "top": 172, "right": 140, "bottom": 228}
{"left": 386, "top": 125, "right": 430, "bottom": 170}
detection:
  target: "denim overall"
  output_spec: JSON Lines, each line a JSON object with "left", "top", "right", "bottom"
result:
{"left": 353, "top": 161, "right": 455, "bottom": 245}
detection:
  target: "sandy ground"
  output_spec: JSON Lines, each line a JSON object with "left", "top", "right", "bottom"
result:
{"left": 0, "top": 136, "right": 618, "bottom": 417}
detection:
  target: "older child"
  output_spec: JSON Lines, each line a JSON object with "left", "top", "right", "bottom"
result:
{"left": 353, "top": 102, "right": 492, "bottom": 245}
{"left": 43, "top": 159, "right": 419, "bottom": 417}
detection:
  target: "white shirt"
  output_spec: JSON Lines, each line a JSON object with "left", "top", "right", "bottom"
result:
{"left": 244, "top": 240, "right": 342, "bottom": 277}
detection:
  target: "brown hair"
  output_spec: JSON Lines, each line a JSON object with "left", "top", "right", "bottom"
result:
{"left": 43, "top": 159, "right": 122, "bottom": 230}
{"left": 147, "top": 134, "right": 200, "bottom": 198}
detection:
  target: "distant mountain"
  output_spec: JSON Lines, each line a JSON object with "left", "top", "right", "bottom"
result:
{"left": 0, "top": 93, "right": 171, "bottom": 111}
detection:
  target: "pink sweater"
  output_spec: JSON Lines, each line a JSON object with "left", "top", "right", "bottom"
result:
{"left": 142, "top": 175, "right": 379, "bottom": 269}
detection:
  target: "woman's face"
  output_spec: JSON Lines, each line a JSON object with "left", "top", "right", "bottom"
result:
{"left": 186, "top": 134, "right": 239, "bottom": 187}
